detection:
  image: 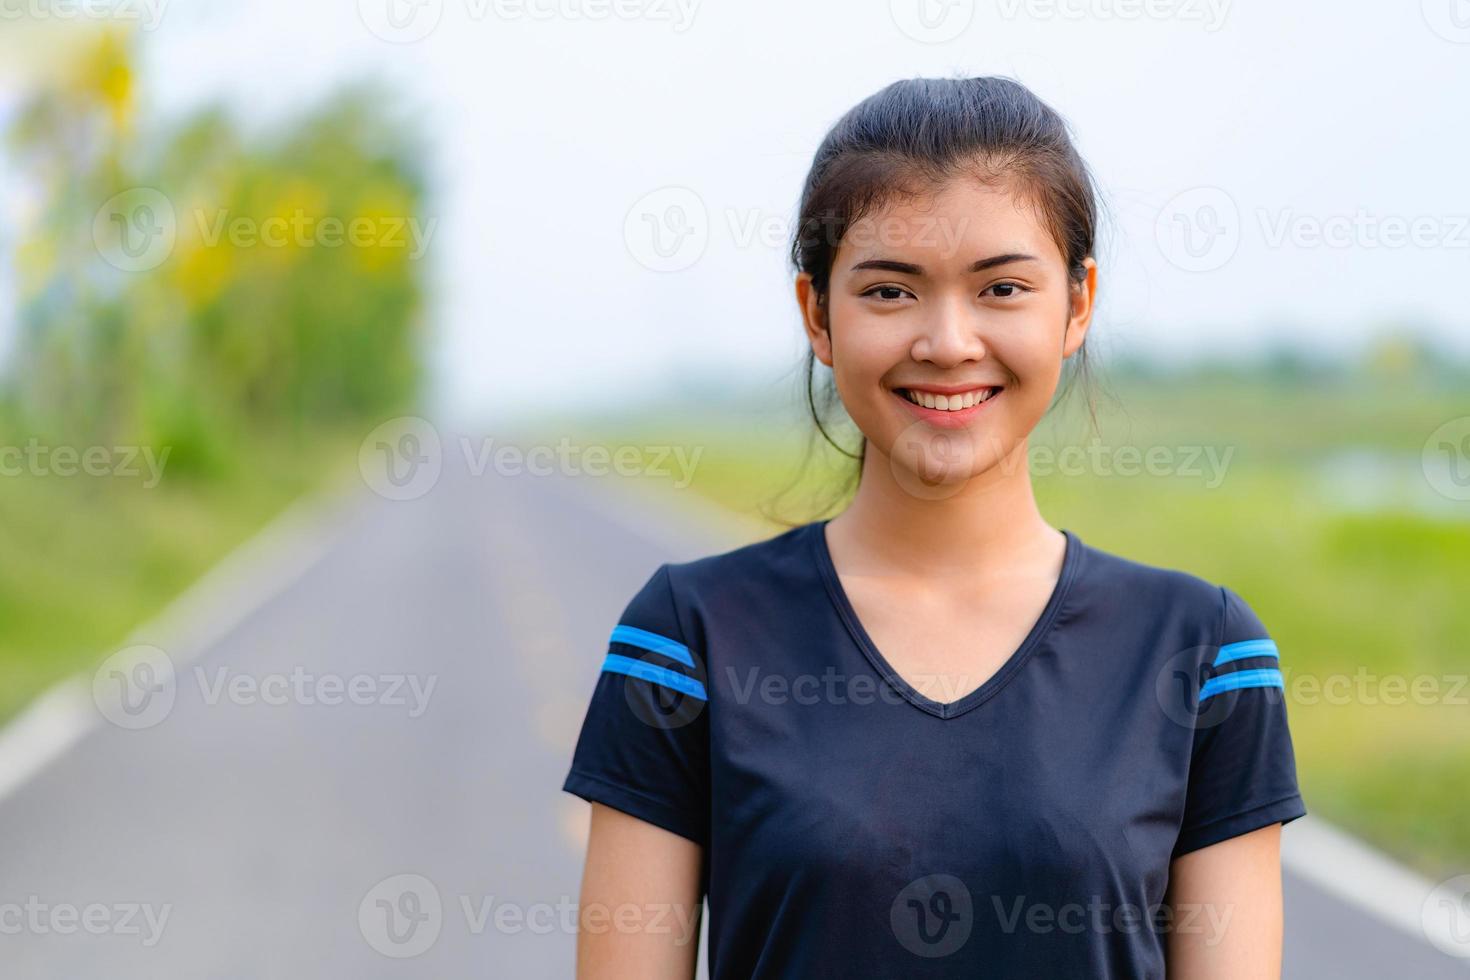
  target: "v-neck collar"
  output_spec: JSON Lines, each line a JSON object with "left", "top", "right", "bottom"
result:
{"left": 809, "top": 518, "right": 1084, "bottom": 720}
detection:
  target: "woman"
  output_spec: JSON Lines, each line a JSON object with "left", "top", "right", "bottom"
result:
{"left": 563, "top": 75, "right": 1305, "bottom": 978}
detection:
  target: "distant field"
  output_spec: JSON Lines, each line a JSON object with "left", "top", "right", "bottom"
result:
{"left": 571, "top": 376, "right": 1470, "bottom": 876}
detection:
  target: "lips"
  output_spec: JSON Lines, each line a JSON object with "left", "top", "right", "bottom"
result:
{"left": 892, "top": 385, "right": 1004, "bottom": 429}
{"left": 896, "top": 386, "right": 1002, "bottom": 411}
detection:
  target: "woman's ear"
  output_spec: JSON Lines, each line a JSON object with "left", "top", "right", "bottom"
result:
{"left": 1062, "top": 257, "right": 1098, "bottom": 359}
{"left": 795, "top": 272, "right": 834, "bottom": 368}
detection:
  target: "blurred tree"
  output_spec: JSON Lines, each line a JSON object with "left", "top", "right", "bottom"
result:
{"left": 3, "top": 28, "right": 430, "bottom": 477}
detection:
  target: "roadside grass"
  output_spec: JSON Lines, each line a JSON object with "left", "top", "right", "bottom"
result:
{"left": 0, "top": 428, "right": 358, "bottom": 725}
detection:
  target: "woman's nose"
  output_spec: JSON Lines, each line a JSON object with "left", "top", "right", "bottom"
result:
{"left": 911, "top": 295, "right": 987, "bottom": 366}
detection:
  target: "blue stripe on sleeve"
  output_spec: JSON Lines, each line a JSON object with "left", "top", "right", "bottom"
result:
{"left": 1199, "top": 667, "right": 1284, "bottom": 703}
{"left": 601, "top": 653, "right": 708, "bottom": 701}
{"left": 609, "top": 624, "right": 695, "bottom": 668}
{"left": 1213, "top": 638, "right": 1279, "bottom": 667}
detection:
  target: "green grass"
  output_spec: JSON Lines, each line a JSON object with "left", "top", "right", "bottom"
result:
{"left": 563, "top": 376, "right": 1470, "bottom": 876}
{"left": 0, "top": 427, "right": 358, "bottom": 724}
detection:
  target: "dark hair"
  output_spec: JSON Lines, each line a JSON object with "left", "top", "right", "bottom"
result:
{"left": 771, "top": 75, "right": 1102, "bottom": 524}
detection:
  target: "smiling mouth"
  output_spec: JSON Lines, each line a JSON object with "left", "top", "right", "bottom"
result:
{"left": 894, "top": 386, "right": 1003, "bottom": 412}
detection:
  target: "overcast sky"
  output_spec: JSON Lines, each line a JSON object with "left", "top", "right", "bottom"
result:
{"left": 4, "top": 0, "right": 1469, "bottom": 422}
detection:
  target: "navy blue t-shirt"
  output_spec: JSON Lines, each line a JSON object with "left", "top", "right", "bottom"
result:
{"left": 562, "top": 520, "right": 1306, "bottom": 978}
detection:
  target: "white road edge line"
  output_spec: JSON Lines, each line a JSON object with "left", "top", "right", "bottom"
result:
{"left": 1283, "top": 816, "right": 1468, "bottom": 966}
{"left": 577, "top": 473, "right": 1469, "bottom": 964}
{"left": 0, "top": 481, "right": 359, "bottom": 808}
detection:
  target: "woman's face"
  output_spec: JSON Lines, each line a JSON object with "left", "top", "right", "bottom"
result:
{"left": 796, "top": 177, "right": 1097, "bottom": 490}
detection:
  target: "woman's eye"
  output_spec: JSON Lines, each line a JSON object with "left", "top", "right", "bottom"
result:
{"left": 984, "top": 282, "right": 1027, "bottom": 299}
{"left": 863, "top": 285, "right": 911, "bottom": 302}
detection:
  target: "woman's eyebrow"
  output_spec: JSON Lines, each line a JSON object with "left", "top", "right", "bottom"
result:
{"left": 849, "top": 253, "right": 1040, "bottom": 275}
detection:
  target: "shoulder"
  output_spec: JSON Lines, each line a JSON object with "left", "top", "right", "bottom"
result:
{"left": 612, "top": 521, "right": 818, "bottom": 648}
{"left": 661, "top": 520, "right": 819, "bottom": 603}
{"left": 1075, "top": 536, "right": 1225, "bottom": 608}
{"left": 1074, "top": 535, "right": 1261, "bottom": 645}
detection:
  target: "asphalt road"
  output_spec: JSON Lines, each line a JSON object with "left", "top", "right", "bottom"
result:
{"left": 0, "top": 456, "right": 1465, "bottom": 976}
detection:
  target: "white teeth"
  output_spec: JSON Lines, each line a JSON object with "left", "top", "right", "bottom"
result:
{"left": 902, "top": 387, "right": 999, "bottom": 411}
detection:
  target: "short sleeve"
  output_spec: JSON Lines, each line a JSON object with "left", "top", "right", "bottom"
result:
{"left": 561, "top": 562, "right": 710, "bottom": 847}
{"left": 1173, "top": 585, "right": 1307, "bottom": 858}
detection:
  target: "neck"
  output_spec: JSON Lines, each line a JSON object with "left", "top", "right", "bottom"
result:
{"left": 830, "top": 435, "right": 1059, "bottom": 576}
